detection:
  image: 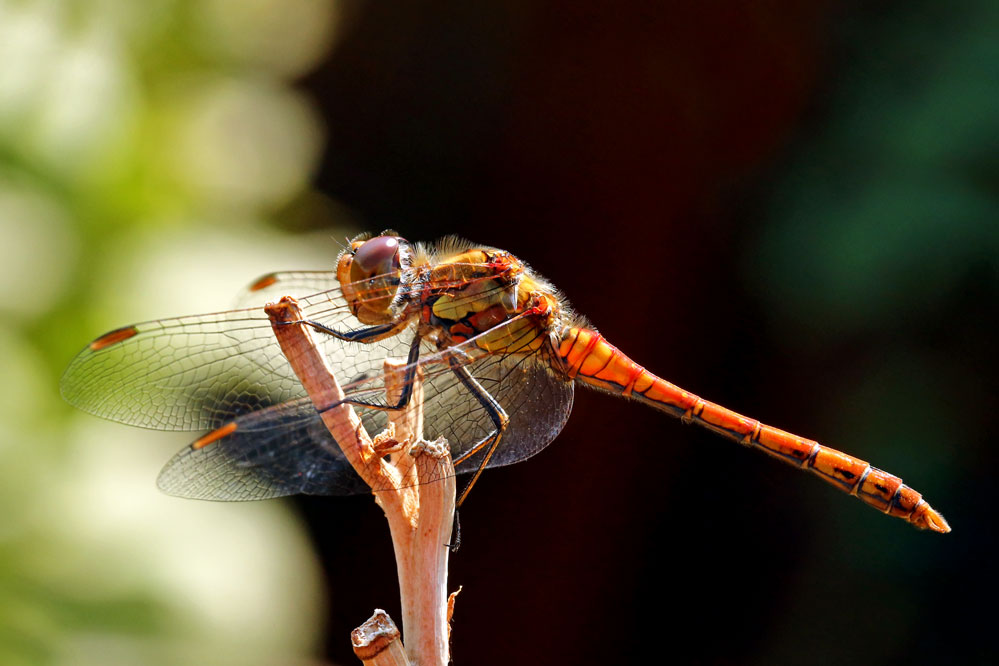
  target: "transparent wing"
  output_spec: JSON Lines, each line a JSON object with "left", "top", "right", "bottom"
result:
{"left": 65, "top": 260, "right": 575, "bottom": 500}
{"left": 62, "top": 264, "right": 537, "bottom": 433}
{"left": 156, "top": 323, "right": 574, "bottom": 500}
{"left": 157, "top": 398, "right": 370, "bottom": 500}
{"left": 424, "top": 345, "right": 574, "bottom": 472}
{"left": 233, "top": 270, "right": 341, "bottom": 308}
{"left": 323, "top": 317, "right": 576, "bottom": 471}
{"left": 60, "top": 285, "right": 414, "bottom": 432}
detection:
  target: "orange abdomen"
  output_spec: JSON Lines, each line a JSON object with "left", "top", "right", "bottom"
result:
{"left": 557, "top": 327, "right": 950, "bottom": 533}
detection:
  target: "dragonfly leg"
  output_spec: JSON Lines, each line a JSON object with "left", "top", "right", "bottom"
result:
{"left": 281, "top": 319, "right": 400, "bottom": 343}
{"left": 448, "top": 356, "right": 510, "bottom": 506}
{"left": 318, "top": 333, "right": 423, "bottom": 413}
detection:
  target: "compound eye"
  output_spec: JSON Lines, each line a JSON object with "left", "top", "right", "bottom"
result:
{"left": 354, "top": 236, "right": 400, "bottom": 276}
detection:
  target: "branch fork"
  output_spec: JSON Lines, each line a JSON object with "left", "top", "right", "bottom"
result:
{"left": 265, "top": 297, "right": 456, "bottom": 666}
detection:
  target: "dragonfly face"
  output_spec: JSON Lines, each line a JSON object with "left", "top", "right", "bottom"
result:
{"left": 336, "top": 233, "right": 413, "bottom": 326}
{"left": 61, "top": 233, "right": 949, "bottom": 532}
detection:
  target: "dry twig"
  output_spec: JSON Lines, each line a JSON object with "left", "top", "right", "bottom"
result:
{"left": 266, "top": 297, "right": 456, "bottom": 666}
{"left": 351, "top": 610, "right": 409, "bottom": 665}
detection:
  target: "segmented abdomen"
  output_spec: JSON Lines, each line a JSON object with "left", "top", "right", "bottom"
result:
{"left": 557, "top": 327, "right": 950, "bottom": 533}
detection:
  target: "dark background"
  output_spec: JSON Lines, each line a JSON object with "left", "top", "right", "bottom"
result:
{"left": 289, "top": 0, "right": 997, "bottom": 664}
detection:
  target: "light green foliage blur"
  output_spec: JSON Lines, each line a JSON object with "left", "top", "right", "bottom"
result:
{"left": 0, "top": 1, "right": 348, "bottom": 664}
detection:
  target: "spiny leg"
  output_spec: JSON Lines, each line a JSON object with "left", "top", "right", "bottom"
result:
{"left": 281, "top": 319, "right": 399, "bottom": 343}
{"left": 448, "top": 356, "right": 510, "bottom": 507}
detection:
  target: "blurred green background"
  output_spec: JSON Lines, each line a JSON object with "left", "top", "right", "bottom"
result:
{"left": 0, "top": 1, "right": 340, "bottom": 664}
{"left": 1, "top": 0, "right": 995, "bottom": 664}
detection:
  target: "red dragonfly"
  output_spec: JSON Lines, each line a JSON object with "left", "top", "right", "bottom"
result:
{"left": 62, "top": 232, "right": 950, "bottom": 533}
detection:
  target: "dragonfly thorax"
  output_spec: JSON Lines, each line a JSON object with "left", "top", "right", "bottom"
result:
{"left": 419, "top": 248, "right": 565, "bottom": 357}
{"left": 340, "top": 232, "right": 567, "bottom": 356}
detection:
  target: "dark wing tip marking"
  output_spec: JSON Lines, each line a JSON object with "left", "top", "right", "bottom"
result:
{"left": 249, "top": 273, "right": 279, "bottom": 291}
{"left": 191, "top": 422, "right": 238, "bottom": 450}
{"left": 88, "top": 325, "right": 139, "bottom": 351}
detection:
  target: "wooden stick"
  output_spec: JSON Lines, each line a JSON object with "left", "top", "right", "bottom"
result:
{"left": 352, "top": 610, "right": 410, "bottom": 665}
{"left": 265, "top": 297, "right": 455, "bottom": 666}
{"left": 382, "top": 359, "right": 455, "bottom": 665}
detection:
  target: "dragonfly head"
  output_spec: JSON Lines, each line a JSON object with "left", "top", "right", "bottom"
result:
{"left": 337, "top": 232, "right": 413, "bottom": 324}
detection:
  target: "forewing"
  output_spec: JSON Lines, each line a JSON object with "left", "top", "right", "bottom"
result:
{"left": 234, "top": 270, "right": 340, "bottom": 308}
{"left": 60, "top": 286, "right": 414, "bottom": 431}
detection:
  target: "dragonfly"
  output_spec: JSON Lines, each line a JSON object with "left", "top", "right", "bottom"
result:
{"left": 61, "top": 231, "right": 950, "bottom": 533}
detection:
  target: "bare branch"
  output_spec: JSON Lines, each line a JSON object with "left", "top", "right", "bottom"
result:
{"left": 266, "top": 297, "right": 456, "bottom": 666}
{"left": 352, "top": 610, "right": 410, "bottom": 666}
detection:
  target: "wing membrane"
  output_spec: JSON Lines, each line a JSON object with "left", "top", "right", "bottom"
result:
{"left": 155, "top": 321, "right": 573, "bottom": 500}
{"left": 234, "top": 270, "right": 340, "bottom": 308}
{"left": 60, "top": 286, "right": 413, "bottom": 431}
{"left": 157, "top": 398, "right": 369, "bottom": 500}
{"left": 65, "top": 260, "right": 575, "bottom": 499}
